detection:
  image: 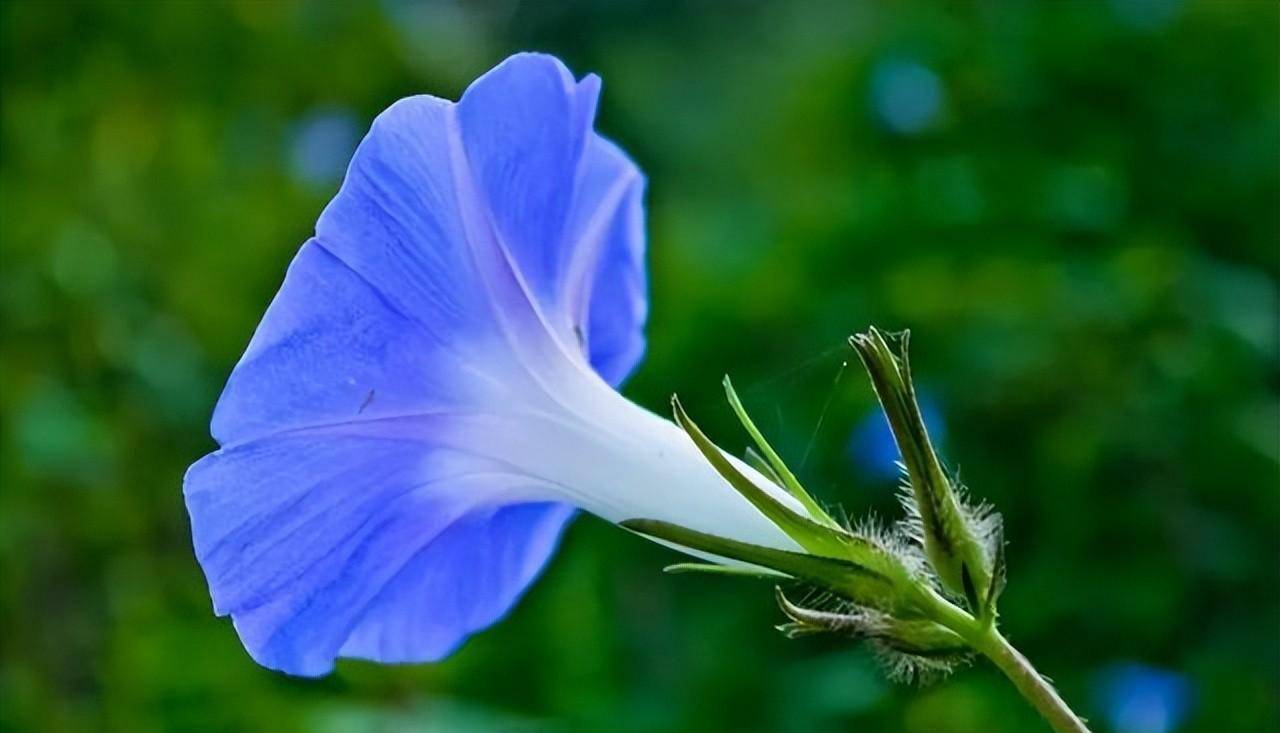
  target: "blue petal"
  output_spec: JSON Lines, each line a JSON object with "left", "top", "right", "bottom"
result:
{"left": 457, "top": 55, "right": 593, "bottom": 310}
{"left": 337, "top": 501, "right": 575, "bottom": 664}
{"left": 311, "top": 93, "right": 501, "bottom": 364}
{"left": 186, "top": 418, "right": 573, "bottom": 675}
{"left": 572, "top": 137, "right": 647, "bottom": 384}
{"left": 186, "top": 53, "right": 647, "bottom": 674}
{"left": 456, "top": 53, "right": 645, "bottom": 383}
{"left": 210, "top": 241, "right": 486, "bottom": 447}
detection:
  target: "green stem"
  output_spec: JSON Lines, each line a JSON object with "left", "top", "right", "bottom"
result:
{"left": 972, "top": 629, "right": 1093, "bottom": 733}
{"left": 915, "top": 592, "right": 1091, "bottom": 733}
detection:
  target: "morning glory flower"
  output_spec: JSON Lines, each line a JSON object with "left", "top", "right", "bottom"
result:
{"left": 184, "top": 53, "right": 801, "bottom": 676}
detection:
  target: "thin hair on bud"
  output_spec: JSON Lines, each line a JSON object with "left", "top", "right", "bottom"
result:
{"left": 871, "top": 640, "right": 971, "bottom": 686}
{"left": 849, "top": 511, "right": 931, "bottom": 584}
{"left": 893, "top": 469, "right": 1001, "bottom": 591}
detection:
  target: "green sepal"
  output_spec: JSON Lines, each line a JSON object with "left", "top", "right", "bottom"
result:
{"left": 722, "top": 375, "right": 838, "bottom": 527}
{"left": 664, "top": 562, "right": 790, "bottom": 580}
{"left": 775, "top": 587, "right": 861, "bottom": 635}
{"left": 961, "top": 563, "right": 981, "bottom": 615}
{"left": 982, "top": 516, "right": 1007, "bottom": 619}
{"left": 775, "top": 622, "right": 825, "bottom": 639}
{"left": 622, "top": 519, "right": 898, "bottom": 610}
{"left": 776, "top": 589, "right": 969, "bottom": 658}
{"left": 875, "top": 621, "right": 970, "bottom": 659}
{"left": 849, "top": 327, "right": 991, "bottom": 603}
{"left": 672, "top": 395, "right": 896, "bottom": 576}
{"left": 743, "top": 446, "right": 784, "bottom": 488}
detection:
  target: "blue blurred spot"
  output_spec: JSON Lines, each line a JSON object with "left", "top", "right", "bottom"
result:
{"left": 848, "top": 393, "right": 945, "bottom": 481}
{"left": 288, "top": 108, "right": 361, "bottom": 187}
{"left": 870, "top": 58, "right": 944, "bottom": 135}
{"left": 1094, "top": 664, "right": 1193, "bottom": 733}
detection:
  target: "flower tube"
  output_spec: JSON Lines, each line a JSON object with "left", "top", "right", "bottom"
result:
{"left": 184, "top": 53, "right": 801, "bottom": 676}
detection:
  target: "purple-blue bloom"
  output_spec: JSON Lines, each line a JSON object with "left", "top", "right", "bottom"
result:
{"left": 185, "top": 53, "right": 798, "bottom": 676}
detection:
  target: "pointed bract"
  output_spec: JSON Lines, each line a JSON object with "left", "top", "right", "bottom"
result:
{"left": 723, "top": 375, "right": 837, "bottom": 526}
{"left": 623, "top": 520, "right": 897, "bottom": 609}
{"left": 672, "top": 395, "right": 910, "bottom": 582}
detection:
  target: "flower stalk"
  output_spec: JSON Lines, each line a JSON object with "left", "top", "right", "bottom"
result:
{"left": 974, "top": 629, "right": 1093, "bottom": 733}
{"left": 625, "top": 326, "right": 1092, "bottom": 732}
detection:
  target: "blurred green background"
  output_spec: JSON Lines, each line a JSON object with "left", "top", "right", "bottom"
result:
{"left": 2, "top": 1, "right": 1277, "bottom": 731}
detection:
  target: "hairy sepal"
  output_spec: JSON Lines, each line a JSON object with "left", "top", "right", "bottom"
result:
{"left": 850, "top": 328, "right": 993, "bottom": 610}
{"left": 776, "top": 588, "right": 971, "bottom": 684}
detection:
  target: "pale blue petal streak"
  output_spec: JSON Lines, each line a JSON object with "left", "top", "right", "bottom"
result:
{"left": 455, "top": 54, "right": 647, "bottom": 380}
{"left": 457, "top": 54, "right": 596, "bottom": 311}
{"left": 570, "top": 137, "right": 647, "bottom": 384}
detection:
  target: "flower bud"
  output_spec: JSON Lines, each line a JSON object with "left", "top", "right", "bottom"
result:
{"left": 849, "top": 328, "right": 1001, "bottom": 616}
{"left": 776, "top": 589, "right": 970, "bottom": 682}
